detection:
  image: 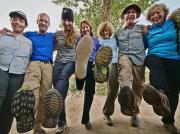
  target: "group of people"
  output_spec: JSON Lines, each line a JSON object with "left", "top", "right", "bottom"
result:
{"left": 0, "top": 2, "right": 179, "bottom": 134}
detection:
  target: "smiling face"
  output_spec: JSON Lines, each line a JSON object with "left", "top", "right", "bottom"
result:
{"left": 81, "top": 22, "right": 91, "bottom": 35}
{"left": 11, "top": 16, "right": 26, "bottom": 34}
{"left": 37, "top": 14, "right": 50, "bottom": 34}
{"left": 149, "top": 9, "right": 166, "bottom": 24}
{"left": 63, "top": 19, "right": 73, "bottom": 31}
{"left": 101, "top": 28, "right": 110, "bottom": 39}
{"left": 123, "top": 8, "right": 138, "bottom": 27}
{"left": 147, "top": 4, "right": 169, "bottom": 25}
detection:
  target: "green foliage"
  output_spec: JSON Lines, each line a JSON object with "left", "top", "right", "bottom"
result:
{"left": 52, "top": 0, "right": 158, "bottom": 34}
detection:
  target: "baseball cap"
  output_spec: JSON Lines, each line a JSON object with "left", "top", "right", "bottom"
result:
{"left": 9, "top": 11, "right": 28, "bottom": 26}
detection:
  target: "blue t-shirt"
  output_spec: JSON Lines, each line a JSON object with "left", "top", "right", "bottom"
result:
{"left": 145, "top": 19, "right": 180, "bottom": 60}
{"left": 25, "top": 32, "right": 54, "bottom": 62}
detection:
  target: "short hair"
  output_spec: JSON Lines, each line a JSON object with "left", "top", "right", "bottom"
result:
{"left": 97, "top": 21, "right": 113, "bottom": 38}
{"left": 37, "top": 13, "right": 50, "bottom": 26}
{"left": 147, "top": 3, "right": 169, "bottom": 21}
{"left": 80, "top": 20, "right": 93, "bottom": 36}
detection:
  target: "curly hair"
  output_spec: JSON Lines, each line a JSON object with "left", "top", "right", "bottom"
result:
{"left": 97, "top": 21, "right": 114, "bottom": 38}
{"left": 147, "top": 3, "right": 169, "bottom": 21}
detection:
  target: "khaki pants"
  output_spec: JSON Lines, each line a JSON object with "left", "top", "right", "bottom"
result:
{"left": 23, "top": 61, "right": 52, "bottom": 130}
{"left": 118, "top": 55, "right": 145, "bottom": 114}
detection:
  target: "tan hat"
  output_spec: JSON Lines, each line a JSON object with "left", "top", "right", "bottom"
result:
{"left": 121, "top": 3, "right": 141, "bottom": 19}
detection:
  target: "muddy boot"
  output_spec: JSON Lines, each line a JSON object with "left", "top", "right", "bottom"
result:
{"left": 11, "top": 85, "right": 35, "bottom": 133}
{"left": 42, "top": 88, "right": 63, "bottom": 128}
{"left": 143, "top": 84, "right": 171, "bottom": 117}
{"left": 94, "top": 46, "right": 112, "bottom": 83}
{"left": 118, "top": 86, "right": 134, "bottom": 116}
{"left": 75, "top": 35, "right": 93, "bottom": 79}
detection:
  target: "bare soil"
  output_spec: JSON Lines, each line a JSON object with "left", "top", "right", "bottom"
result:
{"left": 10, "top": 91, "right": 180, "bottom": 134}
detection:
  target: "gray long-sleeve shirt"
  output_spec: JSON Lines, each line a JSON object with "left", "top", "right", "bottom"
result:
{"left": 114, "top": 24, "right": 146, "bottom": 66}
{"left": 0, "top": 34, "right": 32, "bottom": 74}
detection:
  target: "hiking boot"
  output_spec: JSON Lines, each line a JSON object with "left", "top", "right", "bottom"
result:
{"left": 75, "top": 35, "right": 93, "bottom": 79}
{"left": 11, "top": 85, "right": 35, "bottom": 133}
{"left": 56, "top": 124, "right": 68, "bottom": 134}
{"left": 143, "top": 84, "right": 171, "bottom": 117}
{"left": 118, "top": 86, "right": 134, "bottom": 116}
{"left": 131, "top": 115, "right": 140, "bottom": 127}
{"left": 42, "top": 89, "right": 63, "bottom": 128}
{"left": 164, "top": 124, "right": 180, "bottom": 134}
{"left": 94, "top": 46, "right": 112, "bottom": 83}
{"left": 33, "top": 128, "right": 46, "bottom": 134}
{"left": 103, "top": 115, "right": 113, "bottom": 126}
{"left": 84, "top": 122, "right": 92, "bottom": 130}
{"left": 94, "top": 64, "right": 110, "bottom": 83}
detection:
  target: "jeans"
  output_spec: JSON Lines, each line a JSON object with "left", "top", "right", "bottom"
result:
{"left": 145, "top": 55, "right": 180, "bottom": 124}
{"left": 76, "top": 63, "right": 95, "bottom": 124}
{"left": 0, "top": 69, "right": 24, "bottom": 134}
{"left": 53, "top": 61, "right": 75, "bottom": 127}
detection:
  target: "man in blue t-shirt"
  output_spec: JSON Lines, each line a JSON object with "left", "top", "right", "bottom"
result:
{"left": 21, "top": 13, "right": 54, "bottom": 134}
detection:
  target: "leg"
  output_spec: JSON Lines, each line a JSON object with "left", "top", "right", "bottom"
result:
{"left": 145, "top": 55, "right": 170, "bottom": 92}
{"left": 103, "top": 63, "right": 119, "bottom": 116}
{"left": 23, "top": 61, "right": 41, "bottom": 111}
{"left": 162, "top": 59, "right": 180, "bottom": 125}
{"left": 143, "top": 55, "right": 171, "bottom": 117}
{"left": 75, "top": 78, "right": 85, "bottom": 90}
{"left": 117, "top": 55, "right": 134, "bottom": 116}
{"left": 53, "top": 62, "right": 75, "bottom": 127}
{"left": 0, "top": 69, "right": 9, "bottom": 134}
{"left": 132, "top": 64, "right": 145, "bottom": 114}
{"left": 131, "top": 64, "right": 145, "bottom": 127}
{"left": 103, "top": 63, "right": 119, "bottom": 126}
{"left": 0, "top": 69, "right": 9, "bottom": 109}
{"left": 0, "top": 73, "right": 24, "bottom": 134}
{"left": 34, "top": 63, "right": 52, "bottom": 131}
{"left": 82, "top": 63, "right": 95, "bottom": 126}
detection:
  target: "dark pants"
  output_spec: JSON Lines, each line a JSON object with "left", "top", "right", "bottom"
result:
{"left": 0, "top": 69, "right": 24, "bottom": 134}
{"left": 53, "top": 61, "right": 75, "bottom": 127}
{"left": 76, "top": 63, "right": 95, "bottom": 124}
{"left": 145, "top": 55, "right": 180, "bottom": 125}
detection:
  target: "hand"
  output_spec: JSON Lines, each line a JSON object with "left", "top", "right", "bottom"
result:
{"left": 0, "top": 28, "right": 11, "bottom": 35}
{"left": 142, "top": 25, "right": 151, "bottom": 35}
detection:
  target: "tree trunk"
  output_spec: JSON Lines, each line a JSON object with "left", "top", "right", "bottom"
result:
{"left": 103, "top": 0, "right": 112, "bottom": 22}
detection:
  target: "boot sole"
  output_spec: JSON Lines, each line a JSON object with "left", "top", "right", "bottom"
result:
{"left": 95, "top": 46, "right": 112, "bottom": 66}
{"left": 75, "top": 35, "right": 93, "bottom": 79}
{"left": 118, "top": 87, "right": 134, "bottom": 116}
{"left": 94, "top": 46, "right": 112, "bottom": 83}
{"left": 42, "top": 89, "right": 63, "bottom": 128}
{"left": 143, "top": 84, "right": 171, "bottom": 116}
{"left": 11, "top": 90, "right": 35, "bottom": 133}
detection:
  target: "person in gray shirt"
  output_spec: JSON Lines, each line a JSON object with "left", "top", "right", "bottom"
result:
{"left": 114, "top": 4, "right": 146, "bottom": 127}
{"left": 0, "top": 11, "right": 32, "bottom": 134}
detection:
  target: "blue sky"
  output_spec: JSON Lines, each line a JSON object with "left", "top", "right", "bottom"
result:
{"left": 0, "top": 0, "right": 180, "bottom": 32}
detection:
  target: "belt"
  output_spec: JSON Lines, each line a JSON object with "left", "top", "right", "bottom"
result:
{"left": 32, "top": 60, "right": 53, "bottom": 64}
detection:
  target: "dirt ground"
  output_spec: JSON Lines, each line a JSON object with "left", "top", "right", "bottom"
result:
{"left": 10, "top": 91, "right": 180, "bottom": 134}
